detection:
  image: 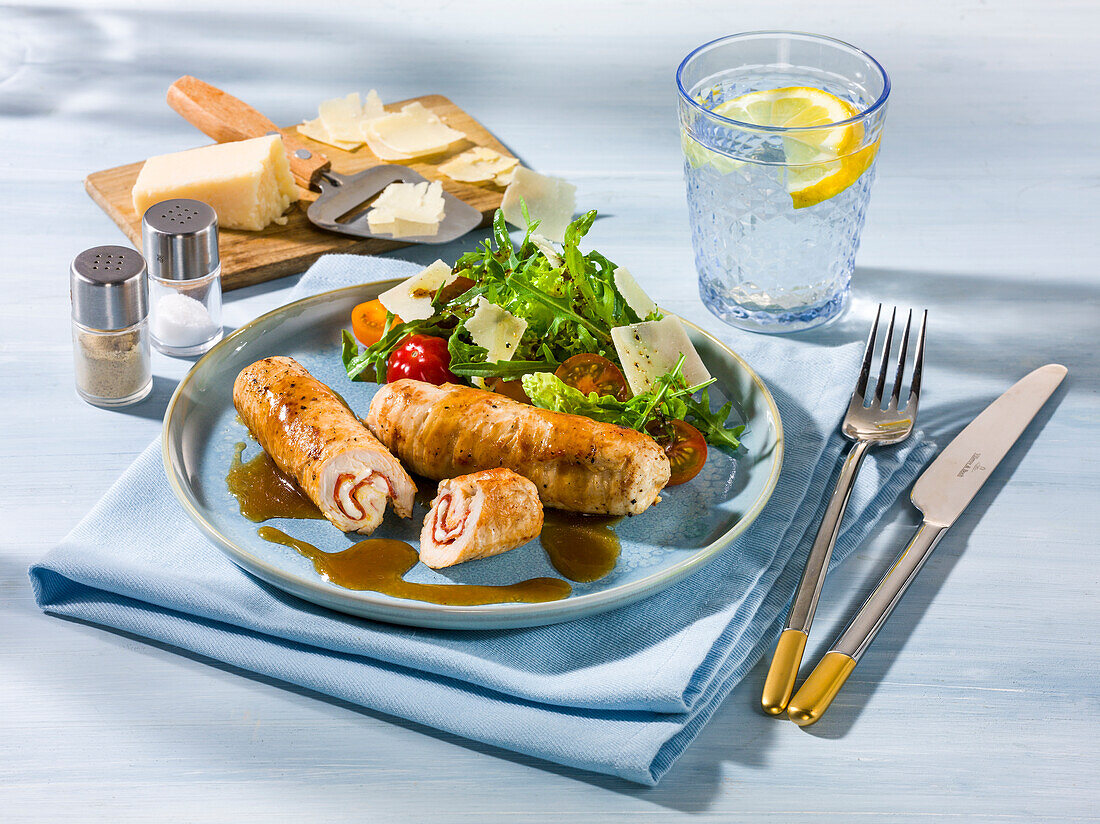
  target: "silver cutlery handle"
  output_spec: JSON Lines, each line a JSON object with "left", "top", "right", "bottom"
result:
{"left": 761, "top": 438, "right": 872, "bottom": 714}
{"left": 787, "top": 439, "right": 874, "bottom": 633}
{"left": 832, "top": 520, "right": 948, "bottom": 660}
{"left": 787, "top": 519, "right": 948, "bottom": 725}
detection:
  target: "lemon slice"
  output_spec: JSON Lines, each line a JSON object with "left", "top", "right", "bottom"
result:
{"left": 713, "top": 87, "right": 877, "bottom": 209}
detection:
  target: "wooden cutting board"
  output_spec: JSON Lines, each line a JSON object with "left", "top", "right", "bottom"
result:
{"left": 84, "top": 95, "right": 513, "bottom": 291}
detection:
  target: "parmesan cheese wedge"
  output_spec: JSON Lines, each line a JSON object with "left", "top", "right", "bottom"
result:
{"left": 439, "top": 146, "right": 519, "bottom": 186}
{"left": 364, "top": 102, "right": 466, "bottom": 161}
{"left": 464, "top": 297, "right": 528, "bottom": 387}
{"left": 132, "top": 134, "right": 298, "bottom": 232}
{"left": 377, "top": 259, "right": 457, "bottom": 321}
{"left": 318, "top": 92, "right": 365, "bottom": 143}
{"left": 611, "top": 316, "right": 711, "bottom": 396}
{"left": 612, "top": 266, "right": 657, "bottom": 320}
{"left": 297, "top": 117, "right": 362, "bottom": 152}
{"left": 501, "top": 167, "right": 576, "bottom": 243}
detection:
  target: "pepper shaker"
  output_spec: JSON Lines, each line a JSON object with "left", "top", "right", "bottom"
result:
{"left": 70, "top": 245, "right": 153, "bottom": 408}
{"left": 142, "top": 199, "right": 224, "bottom": 356}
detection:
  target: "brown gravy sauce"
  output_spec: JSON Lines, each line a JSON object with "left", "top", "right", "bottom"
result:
{"left": 226, "top": 443, "right": 322, "bottom": 522}
{"left": 540, "top": 510, "right": 622, "bottom": 583}
{"left": 229, "top": 448, "right": 623, "bottom": 589}
{"left": 257, "top": 527, "right": 572, "bottom": 605}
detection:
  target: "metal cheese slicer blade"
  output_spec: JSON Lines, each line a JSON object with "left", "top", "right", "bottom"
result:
{"left": 166, "top": 76, "right": 482, "bottom": 243}
{"left": 306, "top": 164, "right": 481, "bottom": 243}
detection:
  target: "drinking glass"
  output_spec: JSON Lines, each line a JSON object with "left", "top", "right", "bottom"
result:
{"left": 677, "top": 32, "right": 890, "bottom": 333}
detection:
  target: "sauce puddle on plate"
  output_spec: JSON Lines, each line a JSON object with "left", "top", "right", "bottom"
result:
{"left": 539, "top": 510, "right": 622, "bottom": 583}
{"left": 257, "top": 527, "right": 572, "bottom": 606}
{"left": 227, "top": 442, "right": 323, "bottom": 522}
{"left": 231, "top": 445, "right": 615, "bottom": 596}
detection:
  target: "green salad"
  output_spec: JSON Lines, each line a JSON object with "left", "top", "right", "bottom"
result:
{"left": 341, "top": 207, "right": 744, "bottom": 482}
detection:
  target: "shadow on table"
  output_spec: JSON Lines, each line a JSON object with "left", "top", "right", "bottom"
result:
{"left": 793, "top": 379, "right": 1069, "bottom": 739}
{"left": 801, "top": 267, "right": 1095, "bottom": 381}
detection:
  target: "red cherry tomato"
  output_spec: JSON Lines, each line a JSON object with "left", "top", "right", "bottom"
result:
{"left": 554, "top": 353, "right": 631, "bottom": 401}
{"left": 386, "top": 335, "right": 458, "bottom": 385}
{"left": 648, "top": 419, "right": 708, "bottom": 486}
{"left": 351, "top": 299, "right": 400, "bottom": 347}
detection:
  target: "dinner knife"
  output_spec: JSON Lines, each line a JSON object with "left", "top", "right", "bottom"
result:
{"left": 786, "top": 363, "right": 1068, "bottom": 727}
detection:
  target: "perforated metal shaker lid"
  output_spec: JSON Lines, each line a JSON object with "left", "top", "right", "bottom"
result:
{"left": 70, "top": 245, "right": 149, "bottom": 330}
{"left": 141, "top": 199, "right": 219, "bottom": 280}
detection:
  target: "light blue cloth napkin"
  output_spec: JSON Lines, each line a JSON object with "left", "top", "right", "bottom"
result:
{"left": 31, "top": 254, "right": 935, "bottom": 785}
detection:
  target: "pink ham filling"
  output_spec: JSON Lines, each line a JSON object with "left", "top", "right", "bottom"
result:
{"left": 430, "top": 492, "right": 472, "bottom": 546}
{"left": 334, "top": 472, "right": 396, "bottom": 520}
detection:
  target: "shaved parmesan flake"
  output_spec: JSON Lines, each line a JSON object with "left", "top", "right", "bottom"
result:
{"left": 493, "top": 166, "right": 517, "bottom": 187}
{"left": 439, "top": 146, "right": 519, "bottom": 186}
{"left": 612, "top": 266, "right": 657, "bottom": 319}
{"left": 367, "top": 180, "right": 446, "bottom": 238}
{"left": 466, "top": 297, "right": 527, "bottom": 362}
{"left": 465, "top": 297, "right": 528, "bottom": 387}
{"left": 363, "top": 89, "right": 385, "bottom": 120}
{"left": 501, "top": 167, "right": 576, "bottom": 243}
{"left": 529, "top": 233, "right": 562, "bottom": 268}
{"left": 377, "top": 259, "right": 456, "bottom": 321}
{"left": 297, "top": 117, "right": 362, "bottom": 152}
{"left": 318, "top": 92, "right": 365, "bottom": 143}
{"left": 364, "top": 102, "right": 466, "bottom": 161}
{"left": 611, "top": 317, "right": 711, "bottom": 396}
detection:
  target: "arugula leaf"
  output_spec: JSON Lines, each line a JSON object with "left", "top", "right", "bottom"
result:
{"left": 684, "top": 387, "right": 746, "bottom": 451}
{"left": 450, "top": 360, "right": 558, "bottom": 378}
{"left": 447, "top": 326, "right": 488, "bottom": 368}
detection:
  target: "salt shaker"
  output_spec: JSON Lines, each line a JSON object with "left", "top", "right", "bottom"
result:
{"left": 142, "top": 199, "right": 224, "bottom": 356}
{"left": 70, "top": 245, "right": 153, "bottom": 408}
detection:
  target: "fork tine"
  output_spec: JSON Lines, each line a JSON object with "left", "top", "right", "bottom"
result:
{"left": 873, "top": 307, "right": 896, "bottom": 406}
{"left": 908, "top": 310, "right": 928, "bottom": 407}
{"left": 856, "top": 304, "right": 882, "bottom": 399}
{"left": 890, "top": 310, "right": 912, "bottom": 408}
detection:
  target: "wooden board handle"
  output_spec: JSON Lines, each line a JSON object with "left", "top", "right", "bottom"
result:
{"left": 167, "top": 76, "right": 329, "bottom": 190}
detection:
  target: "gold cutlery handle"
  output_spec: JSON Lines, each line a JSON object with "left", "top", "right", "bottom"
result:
{"left": 761, "top": 629, "right": 808, "bottom": 715}
{"left": 787, "top": 652, "right": 857, "bottom": 726}
{"left": 761, "top": 439, "right": 871, "bottom": 715}
{"left": 788, "top": 521, "right": 948, "bottom": 726}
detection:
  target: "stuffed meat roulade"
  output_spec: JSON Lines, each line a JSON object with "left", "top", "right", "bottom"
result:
{"left": 366, "top": 379, "right": 670, "bottom": 516}
{"left": 233, "top": 356, "right": 415, "bottom": 534}
{"left": 419, "top": 468, "right": 543, "bottom": 569}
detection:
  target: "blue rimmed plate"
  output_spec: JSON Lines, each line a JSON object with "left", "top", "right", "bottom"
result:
{"left": 162, "top": 282, "right": 783, "bottom": 629}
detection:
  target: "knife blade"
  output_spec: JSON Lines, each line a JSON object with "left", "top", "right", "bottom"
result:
{"left": 786, "top": 364, "right": 1067, "bottom": 726}
{"left": 911, "top": 363, "right": 1068, "bottom": 527}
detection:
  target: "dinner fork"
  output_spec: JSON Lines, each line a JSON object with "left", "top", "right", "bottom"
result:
{"left": 761, "top": 305, "right": 926, "bottom": 716}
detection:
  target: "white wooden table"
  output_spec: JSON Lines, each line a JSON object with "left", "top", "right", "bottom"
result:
{"left": 2, "top": 2, "right": 1097, "bottom": 820}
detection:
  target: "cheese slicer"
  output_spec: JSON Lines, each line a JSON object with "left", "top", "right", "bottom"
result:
{"left": 165, "top": 76, "right": 482, "bottom": 243}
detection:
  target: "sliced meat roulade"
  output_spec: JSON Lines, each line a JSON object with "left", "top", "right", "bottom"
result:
{"left": 366, "top": 379, "right": 670, "bottom": 516}
{"left": 419, "top": 468, "right": 544, "bottom": 569}
{"left": 233, "top": 356, "right": 415, "bottom": 534}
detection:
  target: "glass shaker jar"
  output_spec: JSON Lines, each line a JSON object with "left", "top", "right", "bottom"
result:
{"left": 142, "top": 199, "right": 223, "bottom": 357}
{"left": 70, "top": 245, "right": 153, "bottom": 407}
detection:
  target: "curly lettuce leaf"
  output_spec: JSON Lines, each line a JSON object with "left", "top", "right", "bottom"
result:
{"left": 521, "top": 357, "right": 744, "bottom": 451}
